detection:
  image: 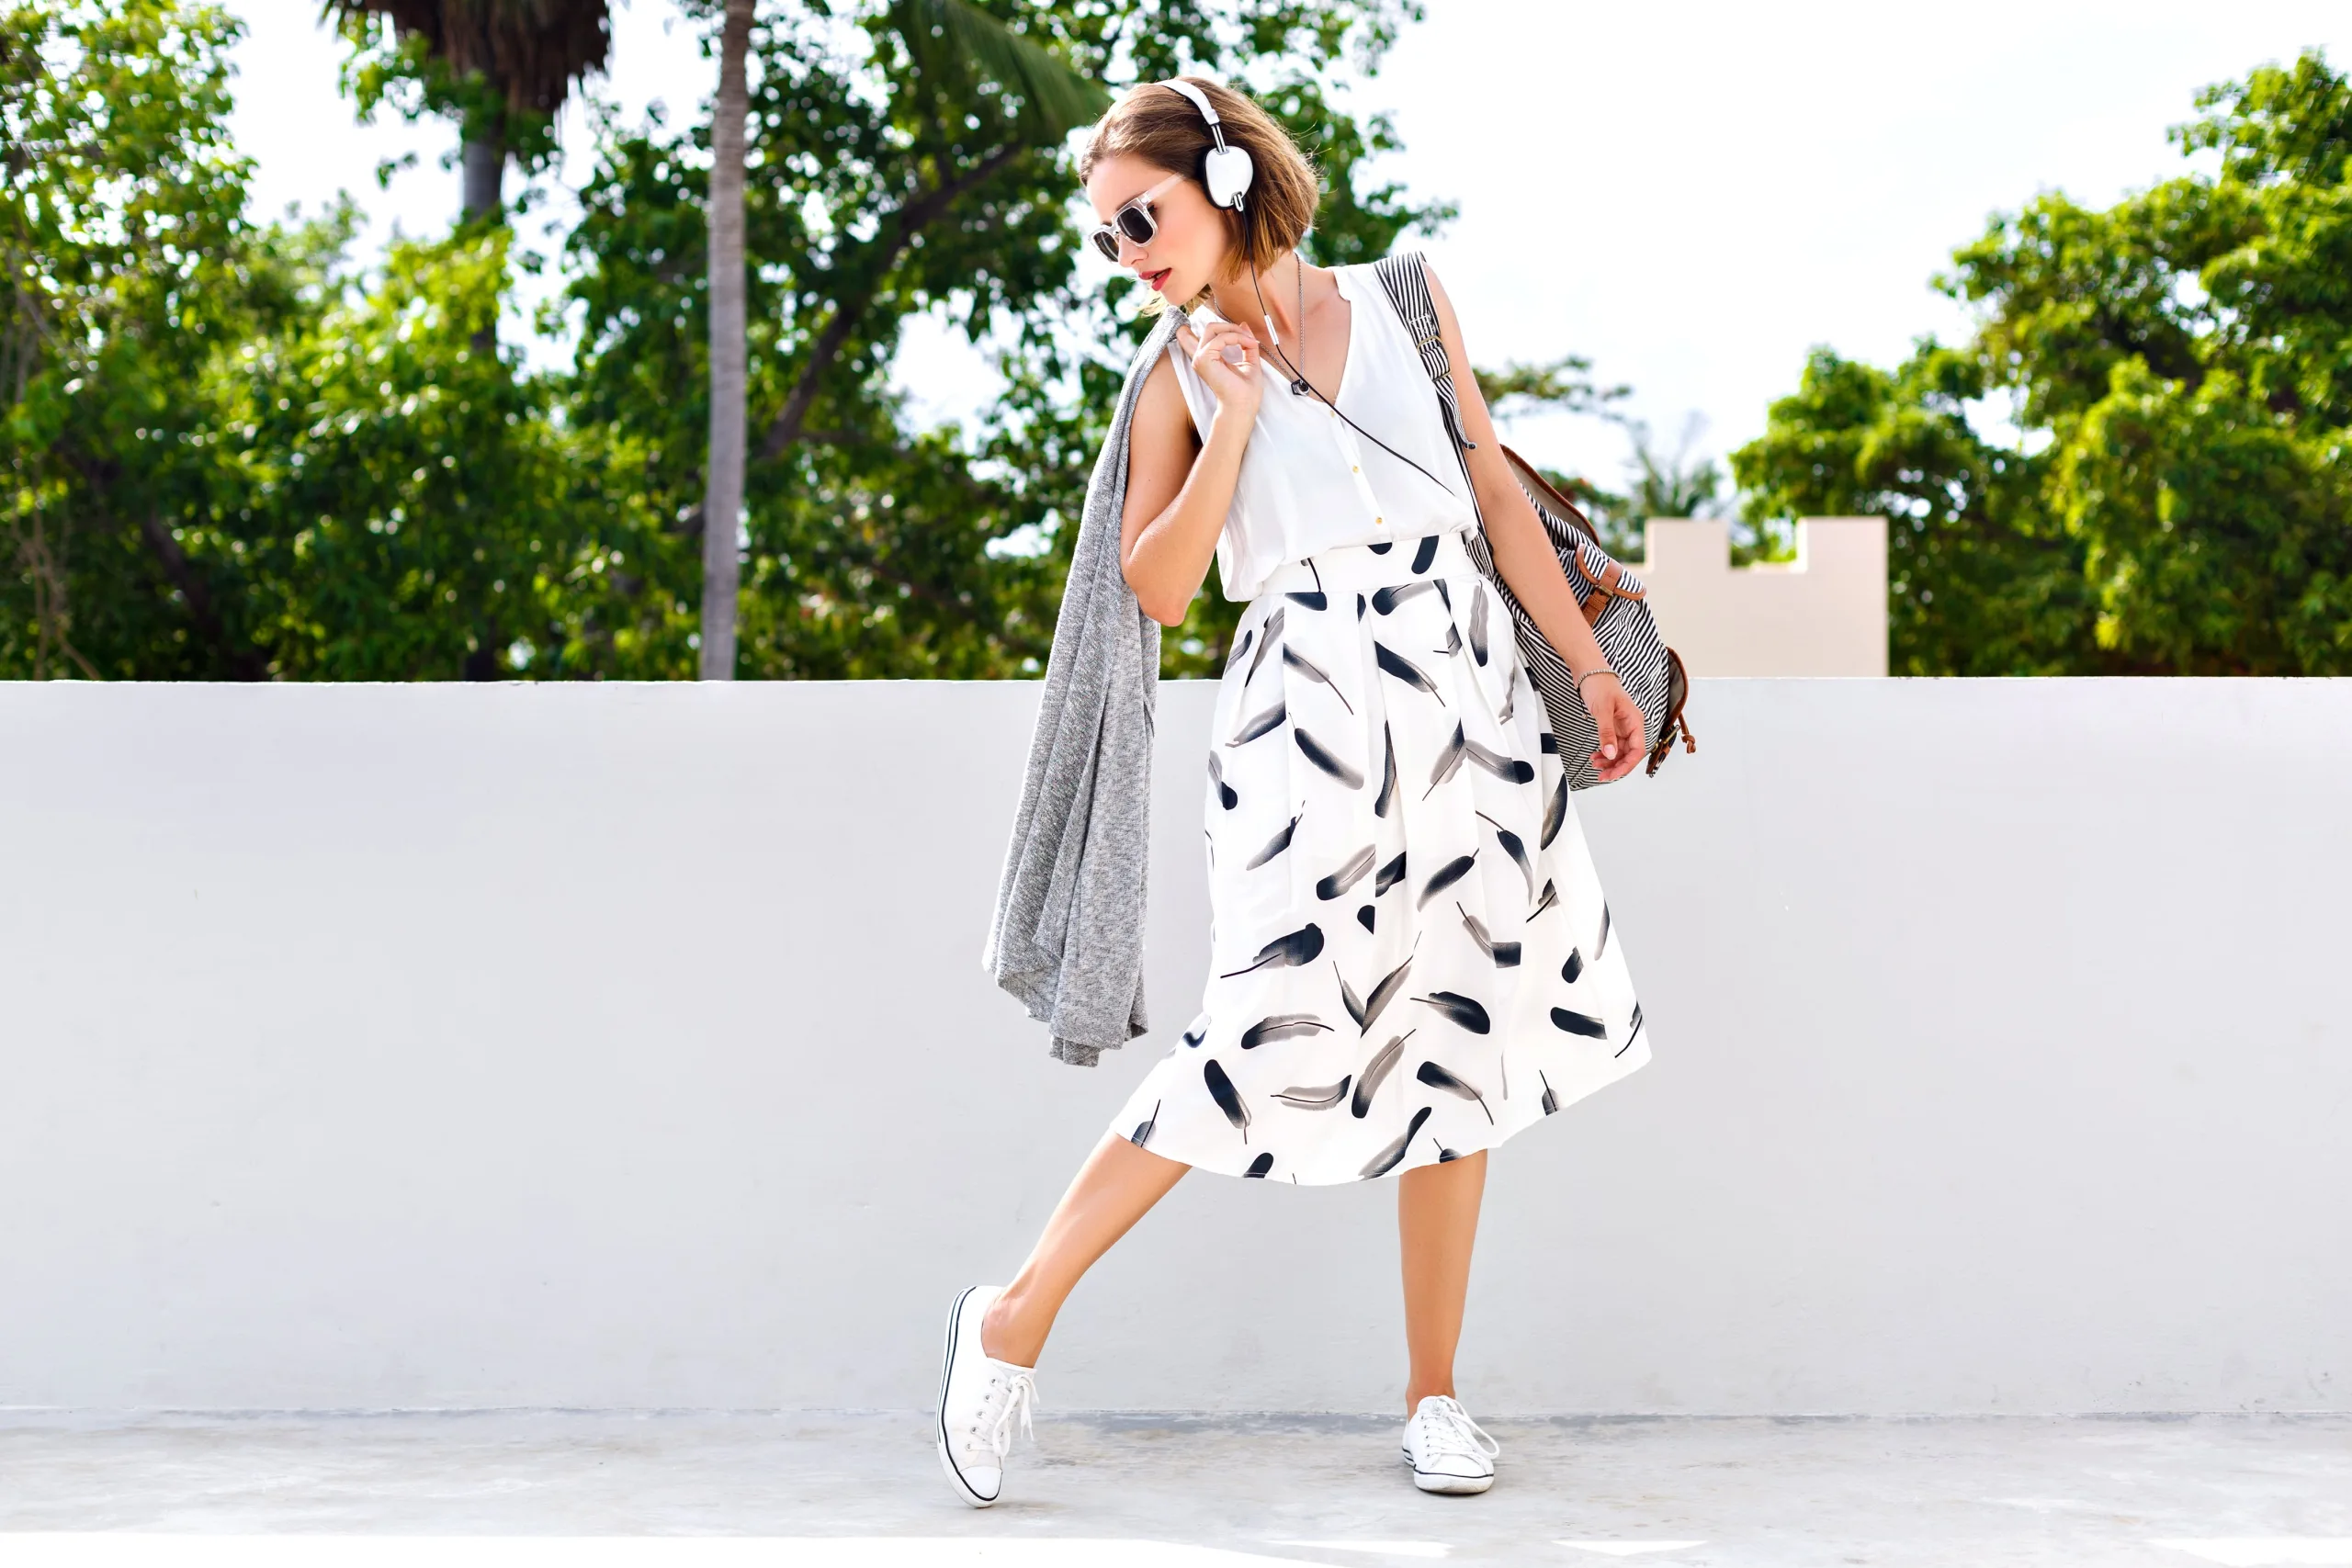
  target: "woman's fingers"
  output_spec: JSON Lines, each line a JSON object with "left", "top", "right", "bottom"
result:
{"left": 1189, "top": 322, "right": 1261, "bottom": 380}
{"left": 1606, "top": 694, "right": 1645, "bottom": 777}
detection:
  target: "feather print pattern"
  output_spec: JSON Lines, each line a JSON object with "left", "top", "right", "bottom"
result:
{"left": 1204, "top": 1058, "right": 1250, "bottom": 1141}
{"left": 1283, "top": 643, "right": 1355, "bottom": 714}
{"left": 1419, "top": 850, "right": 1478, "bottom": 908}
{"left": 1551, "top": 1006, "right": 1608, "bottom": 1039}
{"left": 1476, "top": 808, "right": 1538, "bottom": 902}
{"left": 1455, "top": 900, "right": 1522, "bottom": 967}
{"left": 1247, "top": 807, "right": 1304, "bottom": 869}
{"left": 1354, "top": 949, "right": 1416, "bottom": 1033}
{"left": 1373, "top": 579, "right": 1441, "bottom": 615}
{"left": 1316, "top": 844, "right": 1377, "bottom": 900}
{"left": 1294, "top": 727, "right": 1365, "bottom": 788}
{"left": 1273, "top": 1076, "right": 1351, "bottom": 1110}
{"left": 1245, "top": 606, "right": 1285, "bottom": 687}
{"left": 1101, "top": 522, "right": 1648, "bottom": 1185}
{"left": 1425, "top": 721, "right": 1469, "bottom": 797}
{"left": 1414, "top": 989, "right": 1492, "bottom": 1034}
{"left": 1465, "top": 737, "right": 1536, "bottom": 784}
{"left": 1374, "top": 724, "right": 1399, "bottom": 818}
{"left": 1375, "top": 642, "right": 1442, "bottom": 696}
{"left": 1417, "top": 1059, "right": 1496, "bottom": 1124}
{"left": 1615, "top": 1001, "right": 1645, "bottom": 1057}
{"left": 1218, "top": 922, "right": 1324, "bottom": 977}
{"left": 1351, "top": 1029, "right": 1414, "bottom": 1117}
{"left": 1228, "top": 699, "right": 1286, "bottom": 746}
{"left": 1209, "top": 750, "right": 1239, "bottom": 810}
{"left": 1240, "top": 1011, "right": 1335, "bottom": 1049}
{"left": 1360, "top": 1105, "right": 1433, "bottom": 1178}
{"left": 1283, "top": 558, "right": 1329, "bottom": 610}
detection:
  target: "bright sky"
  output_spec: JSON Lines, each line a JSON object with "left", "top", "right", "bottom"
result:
{"left": 227, "top": 0, "right": 2351, "bottom": 494}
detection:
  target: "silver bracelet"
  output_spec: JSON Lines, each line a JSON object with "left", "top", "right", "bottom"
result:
{"left": 1574, "top": 667, "right": 1619, "bottom": 694}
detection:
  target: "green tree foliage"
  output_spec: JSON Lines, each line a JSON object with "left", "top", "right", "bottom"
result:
{"left": 1734, "top": 50, "right": 2352, "bottom": 675}
{"left": 2, "top": 0, "right": 259, "bottom": 676}
{"left": 557, "top": 0, "right": 1453, "bottom": 680}
{"left": 2, "top": 0, "right": 617, "bottom": 679}
{"left": 324, "top": 0, "right": 613, "bottom": 221}
{"left": 0, "top": 0, "right": 1477, "bottom": 682}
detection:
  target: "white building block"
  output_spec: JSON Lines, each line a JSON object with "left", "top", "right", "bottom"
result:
{"left": 1637, "top": 516, "right": 1887, "bottom": 676}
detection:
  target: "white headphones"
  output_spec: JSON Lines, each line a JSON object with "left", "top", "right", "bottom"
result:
{"left": 1161, "top": 77, "right": 1254, "bottom": 212}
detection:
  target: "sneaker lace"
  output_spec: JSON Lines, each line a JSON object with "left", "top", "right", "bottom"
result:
{"left": 1417, "top": 1395, "right": 1499, "bottom": 1461}
{"left": 970, "top": 1365, "right": 1037, "bottom": 1460}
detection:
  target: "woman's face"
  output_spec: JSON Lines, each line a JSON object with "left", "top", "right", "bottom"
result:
{"left": 1084, "top": 153, "right": 1230, "bottom": 305}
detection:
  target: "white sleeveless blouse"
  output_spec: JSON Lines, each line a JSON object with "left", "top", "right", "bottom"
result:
{"left": 1165, "top": 260, "right": 1479, "bottom": 603}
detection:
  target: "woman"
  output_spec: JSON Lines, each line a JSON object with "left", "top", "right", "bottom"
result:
{"left": 940, "top": 74, "right": 1653, "bottom": 1506}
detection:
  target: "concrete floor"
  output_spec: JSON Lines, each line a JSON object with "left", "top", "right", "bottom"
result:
{"left": 1, "top": 1410, "right": 2348, "bottom": 1566}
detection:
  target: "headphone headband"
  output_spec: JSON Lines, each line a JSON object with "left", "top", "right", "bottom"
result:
{"left": 1161, "top": 77, "right": 1223, "bottom": 134}
{"left": 1159, "top": 77, "right": 1253, "bottom": 212}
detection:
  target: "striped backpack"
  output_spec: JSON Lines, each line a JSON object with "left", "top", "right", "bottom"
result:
{"left": 1372, "top": 251, "right": 1698, "bottom": 789}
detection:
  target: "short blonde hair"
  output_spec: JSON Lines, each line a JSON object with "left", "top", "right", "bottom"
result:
{"left": 1077, "top": 75, "right": 1322, "bottom": 315}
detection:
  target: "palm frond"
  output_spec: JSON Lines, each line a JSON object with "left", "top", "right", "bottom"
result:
{"left": 888, "top": 0, "right": 1108, "bottom": 141}
{"left": 321, "top": 0, "right": 611, "bottom": 114}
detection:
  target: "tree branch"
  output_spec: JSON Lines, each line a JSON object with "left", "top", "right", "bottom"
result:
{"left": 134, "top": 509, "right": 268, "bottom": 681}
{"left": 754, "top": 142, "right": 1026, "bottom": 465}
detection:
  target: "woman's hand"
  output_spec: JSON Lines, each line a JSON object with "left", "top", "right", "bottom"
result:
{"left": 1174, "top": 318, "right": 1262, "bottom": 425}
{"left": 1579, "top": 671, "right": 1646, "bottom": 783}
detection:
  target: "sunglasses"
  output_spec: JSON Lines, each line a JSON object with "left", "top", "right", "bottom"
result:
{"left": 1089, "top": 172, "right": 1187, "bottom": 264}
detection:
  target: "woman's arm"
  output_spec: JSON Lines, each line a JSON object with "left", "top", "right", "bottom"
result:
{"left": 1419, "top": 259, "right": 1646, "bottom": 782}
{"left": 1120, "top": 317, "right": 1263, "bottom": 626}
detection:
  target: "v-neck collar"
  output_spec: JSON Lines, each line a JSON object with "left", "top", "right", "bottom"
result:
{"left": 1191, "top": 262, "right": 1358, "bottom": 409}
{"left": 1326, "top": 262, "right": 1359, "bottom": 411}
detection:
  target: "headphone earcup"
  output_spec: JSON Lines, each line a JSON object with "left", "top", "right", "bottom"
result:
{"left": 1201, "top": 142, "right": 1255, "bottom": 209}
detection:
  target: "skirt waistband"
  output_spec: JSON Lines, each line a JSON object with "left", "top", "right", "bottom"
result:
{"left": 1253, "top": 525, "right": 1486, "bottom": 601}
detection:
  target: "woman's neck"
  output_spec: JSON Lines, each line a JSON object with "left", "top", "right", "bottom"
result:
{"left": 1204, "top": 249, "right": 1322, "bottom": 349}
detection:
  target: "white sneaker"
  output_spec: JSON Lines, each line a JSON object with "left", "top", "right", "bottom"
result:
{"left": 934, "top": 1283, "right": 1037, "bottom": 1507}
{"left": 1399, "top": 1393, "right": 1500, "bottom": 1494}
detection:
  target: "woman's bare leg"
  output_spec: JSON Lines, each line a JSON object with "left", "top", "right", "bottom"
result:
{"left": 978, "top": 1130, "right": 1191, "bottom": 1367}
{"left": 1397, "top": 1147, "right": 1488, "bottom": 1411}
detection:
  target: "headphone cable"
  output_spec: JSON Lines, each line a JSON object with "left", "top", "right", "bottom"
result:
{"left": 1243, "top": 253, "right": 1471, "bottom": 511}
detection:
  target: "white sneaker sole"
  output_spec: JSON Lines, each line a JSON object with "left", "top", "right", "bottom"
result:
{"left": 1402, "top": 1447, "right": 1495, "bottom": 1494}
{"left": 935, "top": 1285, "right": 1001, "bottom": 1508}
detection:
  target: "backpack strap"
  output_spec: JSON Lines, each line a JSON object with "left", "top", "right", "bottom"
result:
{"left": 1371, "top": 251, "right": 1479, "bottom": 457}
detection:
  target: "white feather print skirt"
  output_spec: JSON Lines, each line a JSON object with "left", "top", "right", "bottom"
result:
{"left": 1107, "top": 527, "right": 1652, "bottom": 1185}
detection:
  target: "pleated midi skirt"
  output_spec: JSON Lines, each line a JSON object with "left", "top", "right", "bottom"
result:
{"left": 1107, "top": 526, "right": 1653, "bottom": 1185}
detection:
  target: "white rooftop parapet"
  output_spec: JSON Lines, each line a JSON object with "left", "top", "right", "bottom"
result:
{"left": 1635, "top": 516, "right": 1888, "bottom": 676}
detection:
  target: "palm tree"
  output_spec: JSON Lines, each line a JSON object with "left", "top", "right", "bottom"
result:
{"left": 696, "top": 0, "right": 1107, "bottom": 679}
{"left": 699, "top": 0, "right": 756, "bottom": 682}
{"left": 321, "top": 0, "right": 613, "bottom": 221}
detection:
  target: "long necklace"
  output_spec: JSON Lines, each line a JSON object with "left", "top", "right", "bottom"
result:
{"left": 1289, "top": 251, "right": 1306, "bottom": 396}
{"left": 1250, "top": 249, "right": 1464, "bottom": 503}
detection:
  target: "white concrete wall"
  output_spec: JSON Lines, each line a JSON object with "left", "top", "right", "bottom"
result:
{"left": 2, "top": 677, "right": 2346, "bottom": 1416}
{"left": 1640, "top": 516, "right": 1889, "bottom": 675}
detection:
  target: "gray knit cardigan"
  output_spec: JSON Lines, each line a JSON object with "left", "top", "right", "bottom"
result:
{"left": 981, "top": 306, "right": 1190, "bottom": 1066}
